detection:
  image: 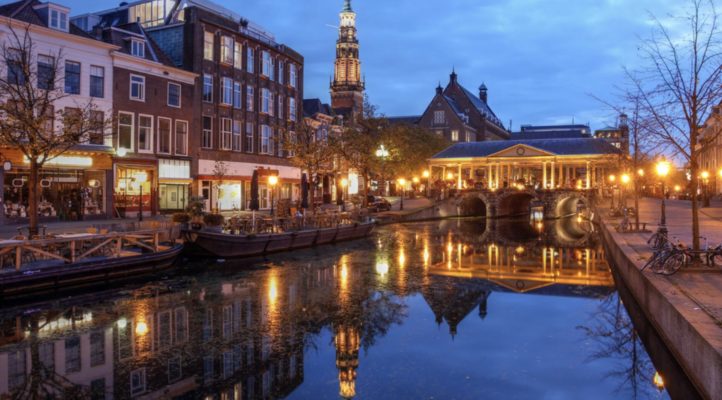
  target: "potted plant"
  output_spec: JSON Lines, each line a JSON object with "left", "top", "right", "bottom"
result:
{"left": 186, "top": 196, "right": 206, "bottom": 230}
{"left": 203, "top": 213, "right": 225, "bottom": 232}
{"left": 172, "top": 212, "right": 191, "bottom": 230}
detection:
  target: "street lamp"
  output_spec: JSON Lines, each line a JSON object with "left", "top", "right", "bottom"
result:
{"left": 621, "top": 173, "right": 630, "bottom": 208}
{"left": 412, "top": 176, "right": 420, "bottom": 194}
{"left": 135, "top": 171, "right": 148, "bottom": 222}
{"left": 609, "top": 174, "right": 617, "bottom": 209}
{"left": 638, "top": 168, "right": 645, "bottom": 177}
{"left": 376, "top": 145, "right": 389, "bottom": 196}
{"left": 423, "top": 169, "right": 430, "bottom": 198}
{"left": 656, "top": 160, "right": 671, "bottom": 233}
{"left": 397, "top": 178, "right": 406, "bottom": 210}
{"left": 340, "top": 178, "right": 348, "bottom": 211}
{"left": 268, "top": 175, "right": 278, "bottom": 216}
{"left": 701, "top": 170, "right": 710, "bottom": 207}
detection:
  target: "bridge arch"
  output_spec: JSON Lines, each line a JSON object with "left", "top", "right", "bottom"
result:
{"left": 554, "top": 194, "right": 588, "bottom": 218}
{"left": 459, "top": 193, "right": 489, "bottom": 217}
{"left": 496, "top": 190, "right": 538, "bottom": 217}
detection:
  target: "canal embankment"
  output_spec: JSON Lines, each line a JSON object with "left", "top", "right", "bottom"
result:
{"left": 596, "top": 198, "right": 722, "bottom": 400}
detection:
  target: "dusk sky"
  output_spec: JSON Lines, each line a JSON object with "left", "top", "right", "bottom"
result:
{"left": 66, "top": 0, "right": 683, "bottom": 130}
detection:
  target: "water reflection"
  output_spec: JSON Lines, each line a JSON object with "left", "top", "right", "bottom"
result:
{"left": 0, "top": 217, "right": 684, "bottom": 399}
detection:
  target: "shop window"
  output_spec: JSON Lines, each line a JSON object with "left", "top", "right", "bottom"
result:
{"left": 217, "top": 183, "right": 241, "bottom": 211}
{"left": 175, "top": 120, "right": 188, "bottom": 155}
{"left": 158, "top": 117, "right": 172, "bottom": 154}
{"left": 118, "top": 112, "right": 133, "bottom": 150}
{"left": 138, "top": 114, "right": 153, "bottom": 152}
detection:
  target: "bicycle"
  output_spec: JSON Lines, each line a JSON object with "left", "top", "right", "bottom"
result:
{"left": 647, "top": 230, "right": 669, "bottom": 251}
{"left": 642, "top": 237, "right": 675, "bottom": 273}
{"left": 657, "top": 236, "right": 709, "bottom": 276}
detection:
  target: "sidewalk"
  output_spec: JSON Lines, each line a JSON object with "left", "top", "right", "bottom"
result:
{"left": 600, "top": 197, "right": 722, "bottom": 399}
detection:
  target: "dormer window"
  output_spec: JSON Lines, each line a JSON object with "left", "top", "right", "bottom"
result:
{"left": 36, "top": 3, "right": 70, "bottom": 32}
{"left": 131, "top": 39, "right": 145, "bottom": 58}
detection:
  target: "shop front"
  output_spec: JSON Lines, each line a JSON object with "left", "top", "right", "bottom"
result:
{"left": 114, "top": 160, "right": 157, "bottom": 219}
{"left": 158, "top": 159, "right": 191, "bottom": 212}
{"left": 197, "top": 160, "right": 301, "bottom": 212}
{"left": 0, "top": 150, "right": 114, "bottom": 224}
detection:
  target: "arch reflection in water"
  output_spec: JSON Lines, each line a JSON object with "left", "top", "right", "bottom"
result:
{"left": 0, "top": 217, "right": 679, "bottom": 399}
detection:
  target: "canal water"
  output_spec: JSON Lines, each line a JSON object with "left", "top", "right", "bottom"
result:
{"left": 0, "top": 218, "right": 696, "bottom": 399}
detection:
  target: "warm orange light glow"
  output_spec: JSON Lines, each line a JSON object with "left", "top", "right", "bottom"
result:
{"left": 621, "top": 174, "right": 630, "bottom": 184}
{"left": 268, "top": 175, "right": 279, "bottom": 186}
{"left": 412, "top": 177, "right": 420, "bottom": 184}
{"left": 422, "top": 170, "right": 430, "bottom": 178}
{"left": 375, "top": 260, "right": 389, "bottom": 276}
{"left": 701, "top": 170, "right": 710, "bottom": 180}
{"left": 608, "top": 174, "right": 616, "bottom": 183}
{"left": 341, "top": 178, "right": 348, "bottom": 188}
{"left": 135, "top": 321, "right": 149, "bottom": 336}
{"left": 268, "top": 276, "right": 278, "bottom": 302}
{"left": 656, "top": 160, "right": 671, "bottom": 178}
{"left": 398, "top": 178, "right": 406, "bottom": 186}
{"left": 674, "top": 185, "right": 681, "bottom": 192}
{"left": 638, "top": 168, "right": 645, "bottom": 176}
{"left": 446, "top": 172, "right": 454, "bottom": 180}
{"left": 398, "top": 248, "right": 406, "bottom": 267}
{"left": 653, "top": 371, "right": 665, "bottom": 391}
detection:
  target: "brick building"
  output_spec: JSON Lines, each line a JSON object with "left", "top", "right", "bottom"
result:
{"left": 594, "top": 113, "right": 630, "bottom": 154}
{"left": 392, "top": 71, "right": 510, "bottom": 143}
{"left": 75, "top": 0, "right": 304, "bottom": 212}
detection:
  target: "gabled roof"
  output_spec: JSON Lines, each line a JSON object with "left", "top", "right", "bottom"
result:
{"left": 458, "top": 85, "right": 504, "bottom": 128}
{"left": 0, "top": 0, "right": 95, "bottom": 39}
{"left": 303, "top": 98, "right": 334, "bottom": 118}
{"left": 431, "top": 138, "right": 623, "bottom": 159}
{"left": 387, "top": 115, "right": 420, "bottom": 125}
{"left": 97, "top": 22, "right": 175, "bottom": 66}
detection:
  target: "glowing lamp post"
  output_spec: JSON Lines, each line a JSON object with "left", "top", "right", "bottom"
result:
{"left": 135, "top": 171, "right": 148, "bottom": 222}
{"left": 656, "top": 160, "right": 671, "bottom": 233}
{"left": 422, "top": 170, "right": 430, "bottom": 198}
{"left": 701, "top": 170, "right": 710, "bottom": 207}
{"left": 376, "top": 145, "right": 390, "bottom": 196}
{"left": 340, "top": 178, "right": 348, "bottom": 211}
{"left": 268, "top": 175, "right": 278, "bottom": 215}
{"left": 608, "top": 174, "right": 617, "bottom": 209}
{"left": 397, "top": 178, "right": 406, "bottom": 211}
{"left": 621, "top": 173, "right": 630, "bottom": 208}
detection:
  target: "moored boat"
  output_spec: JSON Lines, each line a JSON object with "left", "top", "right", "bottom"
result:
{"left": 183, "top": 221, "right": 375, "bottom": 258}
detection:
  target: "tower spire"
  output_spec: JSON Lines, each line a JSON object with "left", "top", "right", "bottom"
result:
{"left": 343, "top": 0, "right": 353, "bottom": 12}
{"left": 331, "top": 0, "right": 364, "bottom": 120}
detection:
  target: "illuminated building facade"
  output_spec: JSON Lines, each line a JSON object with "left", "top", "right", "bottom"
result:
{"left": 593, "top": 113, "right": 630, "bottom": 154}
{"left": 330, "top": 0, "right": 365, "bottom": 121}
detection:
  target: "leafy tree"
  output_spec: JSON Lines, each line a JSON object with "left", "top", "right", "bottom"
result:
{"left": 0, "top": 26, "right": 110, "bottom": 235}
{"left": 284, "top": 120, "right": 336, "bottom": 210}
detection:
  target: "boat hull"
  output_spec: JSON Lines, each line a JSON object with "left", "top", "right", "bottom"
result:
{"left": 185, "top": 222, "right": 375, "bottom": 258}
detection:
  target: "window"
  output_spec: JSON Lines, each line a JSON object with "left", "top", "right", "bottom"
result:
{"left": 261, "top": 88, "right": 271, "bottom": 114}
{"left": 261, "top": 125, "right": 271, "bottom": 154}
{"left": 287, "top": 131, "right": 296, "bottom": 157}
{"left": 220, "top": 118, "right": 232, "bottom": 150}
{"left": 202, "top": 116, "right": 212, "bottom": 148}
{"left": 167, "top": 83, "right": 181, "bottom": 107}
{"left": 221, "top": 36, "right": 234, "bottom": 64}
{"left": 203, "top": 31, "right": 214, "bottom": 61}
{"left": 64, "top": 61, "right": 80, "bottom": 94}
{"left": 65, "top": 337, "right": 81, "bottom": 373}
{"left": 234, "top": 42, "right": 243, "bottom": 69}
{"left": 8, "top": 350, "right": 26, "bottom": 389}
{"left": 451, "top": 130, "right": 459, "bottom": 142}
{"left": 131, "top": 39, "right": 145, "bottom": 58}
{"left": 203, "top": 74, "right": 213, "bottom": 103}
{"left": 278, "top": 61, "right": 284, "bottom": 84}
{"left": 245, "top": 122, "right": 254, "bottom": 153}
{"left": 277, "top": 131, "right": 284, "bottom": 157}
{"left": 433, "top": 110, "right": 445, "bottom": 125}
{"left": 90, "top": 66, "right": 104, "bottom": 98}
{"left": 233, "top": 81, "right": 242, "bottom": 109}
{"left": 269, "top": 92, "right": 274, "bottom": 116}
{"left": 261, "top": 51, "right": 271, "bottom": 78}
{"left": 168, "top": 357, "right": 182, "bottom": 383}
{"left": 465, "top": 131, "right": 471, "bottom": 142}
{"left": 232, "top": 120, "right": 242, "bottom": 151}
{"left": 158, "top": 117, "right": 171, "bottom": 153}
{"left": 7, "top": 49, "right": 24, "bottom": 85}
{"left": 89, "top": 110, "right": 104, "bottom": 145}
{"left": 289, "top": 97, "right": 296, "bottom": 121}
{"left": 277, "top": 95, "right": 283, "bottom": 119}
{"left": 175, "top": 308, "right": 188, "bottom": 343}
{"left": 138, "top": 114, "right": 153, "bottom": 152}
{"left": 175, "top": 120, "right": 188, "bottom": 155}
{"left": 221, "top": 77, "right": 233, "bottom": 105}
{"left": 289, "top": 63, "right": 297, "bottom": 88}
{"left": 246, "top": 47, "right": 254, "bottom": 72}
{"left": 130, "top": 368, "right": 146, "bottom": 396}
{"left": 246, "top": 86, "right": 254, "bottom": 111}
{"left": 118, "top": 112, "right": 134, "bottom": 150}
{"left": 49, "top": 8, "right": 68, "bottom": 31}
{"left": 90, "top": 331, "right": 105, "bottom": 367}
{"left": 37, "top": 55, "right": 54, "bottom": 90}
{"left": 130, "top": 74, "right": 145, "bottom": 101}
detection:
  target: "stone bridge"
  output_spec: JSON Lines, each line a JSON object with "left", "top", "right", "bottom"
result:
{"left": 455, "top": 188, "right": 594, "bottom": 219}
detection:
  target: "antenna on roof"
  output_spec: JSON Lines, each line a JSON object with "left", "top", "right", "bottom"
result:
{"left": 509, "top": 119, "right": 513, "bottom": 131}
{"left": 572, "top": 116, "right": 575, "bottom": 124}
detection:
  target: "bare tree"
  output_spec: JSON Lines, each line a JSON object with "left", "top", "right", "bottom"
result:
{"left": 0, "top": 26, "right": 110, "bottom": 235}
{"left": 284, "top": 120, "right": 336, "bottom": 211}
{"left": 628, "top": 0, "right": 722, "bottom": 251}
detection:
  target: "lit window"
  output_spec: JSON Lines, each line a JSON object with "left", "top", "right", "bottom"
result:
{"left": 234, "top": 42, "right": 243, "bottom": 69}
{"left": 221, "top": 118, "right": 232, "bottom": 150}
{"left": 131, "top": 39, "right": 145, "bottom": 58}
{"left": 246, "top": 86, "right": 254, "bottom": 111}
{"left": 167, "top": 83, "right": 181, "bottom": 107}
{"left": 130, "top": 75, "right": 145, "bottom": 101}
{"left": 204, "top": 31, "right": 214, "bottom": 61}
{"left": 451, "top": 130, "right": 459, "bottom": 142}
{"left": 221, "top": 36, "right": 234, "bottom": 64}
{"left": 465, "top": 131, "right": 471, "bottom": 142}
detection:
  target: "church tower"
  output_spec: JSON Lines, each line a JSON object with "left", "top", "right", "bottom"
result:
{"left": 331, "top": 0, "right": 365, "bottom": 121}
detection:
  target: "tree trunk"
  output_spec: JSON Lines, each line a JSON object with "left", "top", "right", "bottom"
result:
{"left": 362, "top": 171, "right": 369, "bottom": 207}
{"left": 28, "top": 158, "right": 39, "bottom": 237}
{"left": 634, "top": 180, "right": 640, "bottom": 231}
{"left": 691, "top": 174, "right": 701, "bottom": 252}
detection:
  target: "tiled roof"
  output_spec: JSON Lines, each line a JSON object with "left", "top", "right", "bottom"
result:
{"left": 459, "top": 85, "right": 504, "bottom": 127}
{"left": 512, "top": 131, "right": 591, "bottom": 140}
{"left": 0, "top": 0, "right": 96, "bottom": 40}
{"left": 97, "top": 23, "right": 175, "bottom": 66}
{"left": 431, "top": 138, "right": 623, "bottom": 159}
{"left": 303, "top": 98, "right": 334, "bottom": 117}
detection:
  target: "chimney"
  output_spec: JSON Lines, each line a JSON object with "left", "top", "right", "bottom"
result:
{"left": 619, "top": 113, "right": 628, "bottom": 127}
{"left": 450, "top": 68, "right": 457, "bottom": 84}
{"left": 479, "top": 83, "right": 488, "bottom": 103}
{"left": 435, "top": 82, "right": 443, "bottom": 95}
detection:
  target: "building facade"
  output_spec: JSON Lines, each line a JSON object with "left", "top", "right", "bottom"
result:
{"left": 593, "top": 113, "right": 629, "bottom": 154}
{"left": 75, "top": 0, "right": 305, "bottom": 212}
{"left": 95, "top": 22, "right": 197, "bottom": 217}
{"left": 401, "top": 71, "right": 510, "bottom": 143}
{"left": 0, "top": 0, "right": 116, "bottom": 224}
{"left": 330, "top": 0, "right": 364, "bottom": 121}
{"left": 698, "top": 104, "right": 722, "bottom": 194}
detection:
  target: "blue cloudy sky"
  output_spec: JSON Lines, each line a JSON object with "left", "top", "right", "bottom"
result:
{"left": 65, "top": 0, "right": 683, "bottom": 130}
